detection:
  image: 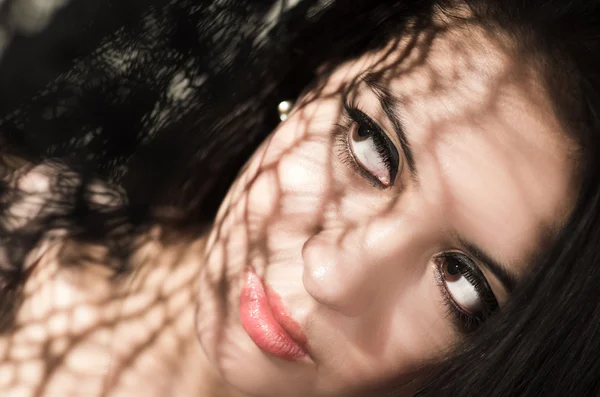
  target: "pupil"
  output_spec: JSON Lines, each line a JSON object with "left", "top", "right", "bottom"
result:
{"left": 447, "top": 261, "right": 461, "bottom": 276}
{"left": 357, "top": 124, "right": 371, "bottom": 138}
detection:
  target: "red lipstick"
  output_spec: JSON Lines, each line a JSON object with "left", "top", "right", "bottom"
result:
{"left": 239, "top": 269, "right": 309, "bottom": 361}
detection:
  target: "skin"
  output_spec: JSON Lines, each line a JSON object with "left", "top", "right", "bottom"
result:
{"left": 0, "top": 15, "right": 578, "bottom": 397}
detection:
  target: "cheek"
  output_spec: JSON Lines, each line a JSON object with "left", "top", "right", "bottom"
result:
{"left": 240, "top": 104, "right": 341, "bottom": 233}
{"left": 271, "top": 137, "right": 332, "bottom": 225}
{"left": 206, "top": 100, "right": 342, "bottom": 276}
{"left": 304, "top": 249, "right": 457, "bottom": 392}
{"left": 359, "top": 275, "right": 454, "bottom": 366}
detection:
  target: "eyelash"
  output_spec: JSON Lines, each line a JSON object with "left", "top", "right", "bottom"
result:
{"left": 433, "top": 252, "right": 499, "bottom": 332}
{"left": 333, "top": 97, "right": 400, "bottom": 189}
{"left": 333, "top": 96, "right": 498, "bottom": 332}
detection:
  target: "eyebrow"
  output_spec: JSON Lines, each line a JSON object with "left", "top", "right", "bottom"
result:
{"left": 457, "top": 235, "right": 519, "bottom": 292}
{"left": 360, "top": 73, "right": 520, "bottom": 292}
{"left": 361, "top": 73, "right": 418, "bottom": 181}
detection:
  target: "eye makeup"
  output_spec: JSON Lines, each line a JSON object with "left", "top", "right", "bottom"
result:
{"left": 332, "top": 92, "right": 499, "bottom": 332}
{"left": 433, "top": 252, "right": 499, "bottom": 332}
{"left": 333, "top": 95, "right": 401, "bottom": 189}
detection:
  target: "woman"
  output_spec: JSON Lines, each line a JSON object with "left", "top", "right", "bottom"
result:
{"left": 0, "top": 0, "right": 598, "bottom": 396}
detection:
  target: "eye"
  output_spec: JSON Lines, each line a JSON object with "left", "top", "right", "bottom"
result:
{"left": 442, "top": 257, "right": 483, "bottom": 313}
{"left": 346, "top": 108, "right": 400, "bottom": 187}
{"left": 435, "top": 252, "right": 499, "bottom": 329}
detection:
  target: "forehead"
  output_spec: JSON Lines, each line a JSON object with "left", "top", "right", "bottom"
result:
{"left": 342, "top": 23, "right": 577, "bottom": 274}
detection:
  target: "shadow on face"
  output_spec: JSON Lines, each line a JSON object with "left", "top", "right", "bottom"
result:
{"left": 0, "top": 6, "right": 580, "bottom": 397}
{"left": 197, "top": 9, "right": 577, "bottom": 397}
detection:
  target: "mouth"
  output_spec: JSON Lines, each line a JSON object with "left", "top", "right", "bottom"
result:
{"left": 239, "top": 268, "right": 310, "bottom": 362}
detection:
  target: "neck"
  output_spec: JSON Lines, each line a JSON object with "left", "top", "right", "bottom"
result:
{"left": 99, "top": 226, "right": 247, "bottom": 397}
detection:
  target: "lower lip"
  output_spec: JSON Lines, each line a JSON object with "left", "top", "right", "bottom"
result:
{"left": 239, "top": 270, "right": 309, "bottom": 361}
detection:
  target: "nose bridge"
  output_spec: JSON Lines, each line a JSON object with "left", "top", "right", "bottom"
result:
{"left": 301, "top": 219, "right": 427, "bottom": 316}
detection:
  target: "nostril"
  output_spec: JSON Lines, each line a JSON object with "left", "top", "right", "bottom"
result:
{"left": 310, "top": 224, "right": 324, "bottom": 236}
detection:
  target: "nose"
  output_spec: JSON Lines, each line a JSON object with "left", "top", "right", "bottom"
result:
{"left": 302, "top": 228, "right": 386, "bottom": 316}
{"left": 301, "top": 212, "right": 434, "bottom": 317}
{"left": 300, "top": 222, "right": 414, "bottom": 317}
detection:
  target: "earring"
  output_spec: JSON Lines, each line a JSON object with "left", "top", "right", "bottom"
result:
{"left": 277, "top": 100, "right": 294, "bottom": 121}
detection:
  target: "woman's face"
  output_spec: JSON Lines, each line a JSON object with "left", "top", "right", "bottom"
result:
{"left": 197, "top": 23, "right": 577, "bottom": 397}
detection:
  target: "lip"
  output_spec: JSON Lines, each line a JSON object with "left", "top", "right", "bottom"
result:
{"left": 239, "top": 269, "right": 309, "bottom": 361}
